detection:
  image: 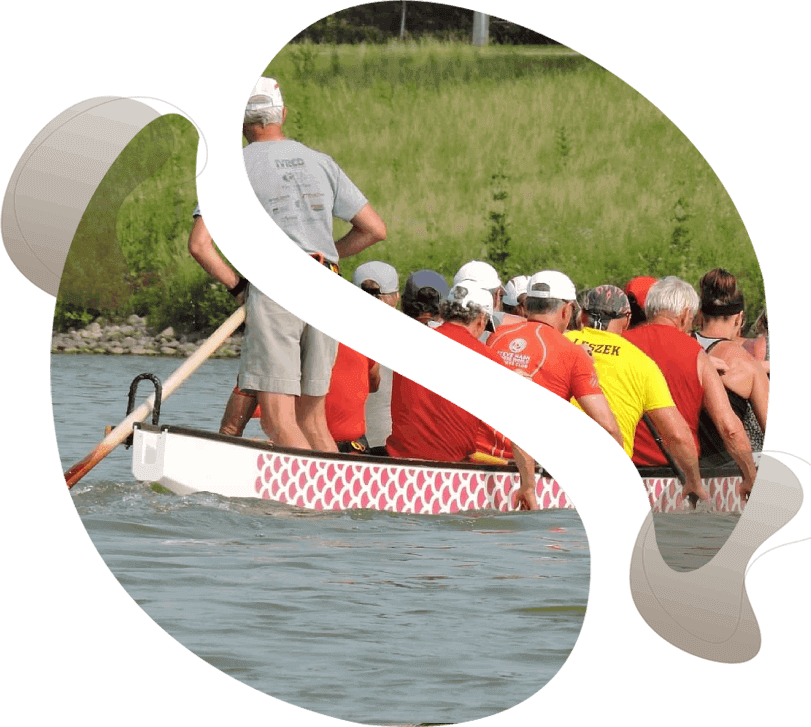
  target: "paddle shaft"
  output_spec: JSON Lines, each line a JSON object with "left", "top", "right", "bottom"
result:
{"left": 642, "top": 412, "right": 687, "bottom": 485}
{"left": 64, "top": 306, "right": 246, "bottom": 488}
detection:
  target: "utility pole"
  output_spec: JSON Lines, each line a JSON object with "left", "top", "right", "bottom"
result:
{"left": 472, "top": 12, "right": 489, "bottom": 46}
{"left": 400, "top": 1, "right": 407, "bottom": 41}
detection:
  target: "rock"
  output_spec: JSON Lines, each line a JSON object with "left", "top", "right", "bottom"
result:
{"left": 51, "top": 317, "right": 232, "bottom": 357}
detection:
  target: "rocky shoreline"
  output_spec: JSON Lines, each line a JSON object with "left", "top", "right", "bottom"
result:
{"left": 51, "top": 315, "right": 243, "bottom": 358}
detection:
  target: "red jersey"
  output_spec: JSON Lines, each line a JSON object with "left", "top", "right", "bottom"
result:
{"left": 325, "top": 343, "right": 376, "bottom": 442}
{"left": 474, "top": 423, "right": 514, "bottom": 461}
{"left": 486, "top": 320, "right": 602, "bottom": 399}
{"left": 623, "top": 323, "right": 704, "bottom": 466}
{"left": 386, "top": 322, "right": 507, "bottom": 462}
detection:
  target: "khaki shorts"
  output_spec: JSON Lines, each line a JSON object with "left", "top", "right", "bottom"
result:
{"left": 237, "top": 286, "right": 337, "bottom": 397}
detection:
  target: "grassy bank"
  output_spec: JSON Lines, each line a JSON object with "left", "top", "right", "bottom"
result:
{"left": 56, "top": 41, "right": 763, "bottom": 332}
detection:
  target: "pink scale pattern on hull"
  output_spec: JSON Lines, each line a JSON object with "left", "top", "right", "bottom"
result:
{"left": 253, "top": 454, "right": 743, "bottom": 514}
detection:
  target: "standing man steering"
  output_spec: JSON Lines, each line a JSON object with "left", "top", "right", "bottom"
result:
{"left": 189, "top": 77, "right": 386, "bottom": 451}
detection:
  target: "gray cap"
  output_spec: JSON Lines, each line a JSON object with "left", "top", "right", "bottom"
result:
{"left": 352, "top": 261, "right": 399, "bottom": 295}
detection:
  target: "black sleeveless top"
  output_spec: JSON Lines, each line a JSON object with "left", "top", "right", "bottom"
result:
{"left": 694, "top": 334, "right": 750, "bottom": 463}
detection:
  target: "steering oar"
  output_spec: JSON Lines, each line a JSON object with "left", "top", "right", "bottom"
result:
{"left": 64, "top": 305, "right": 246, "bottom": 488}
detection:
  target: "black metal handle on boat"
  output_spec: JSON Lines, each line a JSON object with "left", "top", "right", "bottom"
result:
{"left": 124, "top": 373, "right": 163, "bottom": 447}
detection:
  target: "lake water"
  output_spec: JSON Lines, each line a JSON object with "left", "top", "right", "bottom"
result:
{"left": 52, "top": 353, "right": 737, "bottom": 725}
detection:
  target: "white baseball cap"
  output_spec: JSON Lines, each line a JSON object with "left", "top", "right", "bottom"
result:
{"left": 525, "top": 270, "right": 577, "bottom": 301}
{"left": 447, "top": 280, "right": 495, "bottom": 329}
{"left": 246, "top": 77, "right": 284, "bottom": 113}
{"left": 502, "top": 275, "right": 529, "bottom": 306}
{"left": 453, "top": 260, "right": 502, "bottom": 291}
{"left": 352, "top": 261, "right": 400, "bottom": 295}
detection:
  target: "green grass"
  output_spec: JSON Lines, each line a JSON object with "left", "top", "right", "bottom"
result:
{"left": 265, "top": 41, "right": 763, "bottom": 314}
{"left": 57, "top": 40, "right": 764, "bottom": 331}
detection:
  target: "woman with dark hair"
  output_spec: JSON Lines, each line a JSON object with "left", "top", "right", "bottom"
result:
{"left": 400, "top": 269, "right": 448, "bottom": 326}
{"left": 695, "top": 269, "right": 769, "bottom": 459}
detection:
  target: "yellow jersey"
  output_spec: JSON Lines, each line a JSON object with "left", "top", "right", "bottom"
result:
{"left": 564, "top": 327, "right": 674, "bottom": 456}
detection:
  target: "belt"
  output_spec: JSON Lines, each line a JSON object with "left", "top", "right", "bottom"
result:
{"left": 310, "top": 252, "right": 340, "bottom": 274}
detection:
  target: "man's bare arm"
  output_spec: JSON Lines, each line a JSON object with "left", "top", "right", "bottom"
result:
{"left": 368, "top": 361, "right": 381, "bottom": 394}
{"left": 511, "top": 442, "right": 539, "bottom": 511}
{"left": 646, "top": 406, "right": 708, "bottom": 502}
{"left": 188, "top": 215, "right": 242, "bottom": 291}
{"left": 334, "top": 204, "right": 387, "bottom": 259}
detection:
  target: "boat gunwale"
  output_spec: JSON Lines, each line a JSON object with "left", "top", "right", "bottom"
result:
{"left": 133, "top": 422, "right": 743, "bottom": 482}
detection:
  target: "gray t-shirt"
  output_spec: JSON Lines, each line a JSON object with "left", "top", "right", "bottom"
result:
{"left": 251, "top": 139, "right": 369, "bottom": 263}
{"left": 193, "top": 139, "right": 367, "bottom": 264}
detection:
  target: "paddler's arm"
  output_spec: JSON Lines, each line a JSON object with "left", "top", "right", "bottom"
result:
{"left": 334, "top": 204, "right": 387, "bottom": 259}
{"left": 188, "top": 215, "right": 245, "bottom": 298}
{"left": 368, "top": 361, "right": 381, "bottom": 394}
{"left": 645, "top": 406, "right": 709, "bottom": 502}
{"left": 748, "top": 358, "right": 770, "bottom": 433}
{"left": 511, "top": 443, "right": 539, "bottom": 511}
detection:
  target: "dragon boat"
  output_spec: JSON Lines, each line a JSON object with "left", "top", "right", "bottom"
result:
{"left": 130, "top": 422, "right": 747, "bottom": 514}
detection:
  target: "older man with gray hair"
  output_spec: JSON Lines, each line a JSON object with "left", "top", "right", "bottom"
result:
{"left": 624, "top": 276, "right": 756, "bottom": 499}
{"left": 189, "top": 77, "right": 386, "bottom": 452}
{"left": 565, "top": 284, "right": 710, "bottom": 503}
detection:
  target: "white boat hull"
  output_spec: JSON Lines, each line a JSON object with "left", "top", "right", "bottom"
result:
{"left": 131, "top": 424, "right": 745, "bottom": 514}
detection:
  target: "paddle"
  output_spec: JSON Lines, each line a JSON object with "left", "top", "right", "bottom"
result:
{"left": 64, "top": 305, "right": 247, "bottom": 488}
{"left": 642, "top": 412, "right": 697, "bottom": 506}
{"left": 469, "top": 451, "right": 509, "bottom": 466}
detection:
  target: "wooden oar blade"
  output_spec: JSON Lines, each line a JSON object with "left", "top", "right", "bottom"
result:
{"left": 64, "top": 402, "right": 153, "bottom": 488}
{"left": 64, "top": 443, "right": 116, "bottom": 488}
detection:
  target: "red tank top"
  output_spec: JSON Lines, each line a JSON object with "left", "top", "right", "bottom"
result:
{"left": 623, "top": 324, "right": 704, "bottom": 466}
{"left": 325, "top": 344, "right": 375, "bottom": 442}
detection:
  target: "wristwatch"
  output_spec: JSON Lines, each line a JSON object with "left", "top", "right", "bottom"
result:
{"left": 228, "top": 276, "right": 249, "bottom": 297}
